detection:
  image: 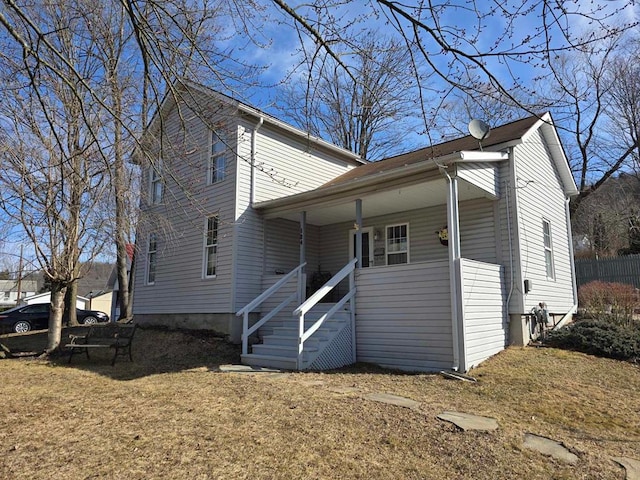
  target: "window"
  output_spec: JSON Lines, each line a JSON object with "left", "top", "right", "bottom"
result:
{"left": 147, "top": 233, "right": 157, "bottom": 285}
{"left": 386, "top": 223, "right": 409, "bottom": 265}
{"left": 543, "top": 219, "right": 554, "bottom": 279}
{"left": 150, "top": 158, "right": 163, "bottom": 204}
{"left": 208, "top": 131, "right": 226, "bottom": 184}
{"left": 204, "top": 216, "right": 218, "bottom": 277}
{"left": 3, "top": 291, "right": 10, "bottom": 300}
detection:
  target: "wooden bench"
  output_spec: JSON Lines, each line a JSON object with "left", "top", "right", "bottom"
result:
{"left": 66, "top": 323, "right": 137, "bottom": 366}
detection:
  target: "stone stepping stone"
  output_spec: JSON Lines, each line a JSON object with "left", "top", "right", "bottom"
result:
{"left": 437, "top": 411, "right": 499, "bottom": 431}
{"left": 523, "top": 433, "right": 578, "bottom": 465}
{"left": 611, "top": 457, "right": 640, "bottom": 480}
{"left": 218, "top": 364, "right": 283, "bottom": 374}
{"left": 364, "top": 392, "right": 420, "bottom": 409}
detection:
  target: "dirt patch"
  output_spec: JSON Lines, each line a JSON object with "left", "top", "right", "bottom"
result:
{"left": 1, "top": 331, "right": 638, "bottom": 479}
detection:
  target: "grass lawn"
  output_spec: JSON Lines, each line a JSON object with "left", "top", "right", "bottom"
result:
{"left": 1, "top": 326, "right": 639, "bottom": 479}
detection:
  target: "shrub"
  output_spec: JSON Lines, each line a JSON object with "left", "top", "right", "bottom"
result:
{"left": 546, "top": 319, "right": 640, "bottom": 361}
{"left": 578, "top": 281, "right": 639, "bottom": 325}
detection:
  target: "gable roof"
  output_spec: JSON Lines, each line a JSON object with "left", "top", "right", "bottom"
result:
{"left": 255, "top": 112, "right": 578, "bottom": 215}
{"left": 321, "top": 115, "right": 541, "bottom": 188}
{"left": 145, "top": 80, "right": 365, "bottom": 166}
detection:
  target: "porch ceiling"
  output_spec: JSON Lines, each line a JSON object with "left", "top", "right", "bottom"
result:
{"left": 268, "top": 177, "right": 490, "bottom": 226}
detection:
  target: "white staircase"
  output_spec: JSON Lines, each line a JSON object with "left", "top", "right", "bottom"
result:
{"left": 241, "top": 304, "right": 351, "bottom": 370}
{"left": 237, "top": 259, "right": 358, "bottom": 371}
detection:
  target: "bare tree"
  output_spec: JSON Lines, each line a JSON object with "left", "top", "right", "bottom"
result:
{"left": 0, "top": 0, "right": 264, "bottom": 345}
{"left": 279, "top": 32, "right": 424, "bottom": 160}
{"left": 271, "top": 1, "right": 636, "bottom": 137}
{"left": 537, "top": 35, "right": 640, "bottom": 213}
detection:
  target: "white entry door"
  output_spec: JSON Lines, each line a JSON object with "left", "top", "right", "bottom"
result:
{"left": 350, "top": 227, "right": 374, "bottom": 268}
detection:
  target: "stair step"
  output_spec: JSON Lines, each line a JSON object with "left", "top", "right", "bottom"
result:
{"left": 241, "top": 353, "right": 297, "bottom": 370}
{"left": 262, "top": 334, "right": 325, "bottom": 347}
{"left": 252, "top": 343, "right": 317, "bottom": 358}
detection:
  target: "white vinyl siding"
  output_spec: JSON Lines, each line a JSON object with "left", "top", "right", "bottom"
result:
{"left": 355, "top": 261, "right": 453, "bottom": 371}
{"left": 204, "top": 216, "right": 218, "bottom": 277}
{"left": 318, "top": 201, "right": 497, "bottom": 275}
{"left": 232, "top": 119, "right": 357, "bottom": 309}
{"left": 133, "top": 96, "right": 236, "bottom": 316}
{"left": 461, "top": 259, "right": 507, "bottom": 368}
{"left": 247, "top": 121, "right": 358, "bottom": 203}
{"left": 457, "top": 162, "right": 499, "bottom": 198}
{"left": 386, "top": 223, "right": 409, "bottom": 265}
{"left": 264, "top": 218, "right": 320, "bottom": 275}
{"left": 511, "top": 128, "right": 574, "bottom": 313}
{"left": 208, "top": 131, "right": 226, "bottom": 184}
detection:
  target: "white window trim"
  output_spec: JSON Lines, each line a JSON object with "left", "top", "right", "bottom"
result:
{"left": 385, "top": 223, "right": 410, "bottom": 265}
{"left": 203, "top": 215, "right": 218, "bottom": 278}
{"left": 146, "top": 233, "right": 157, "bottom": 285}
{"left": 543, "top": 218, "right": 555, "bottom": 280}
{"left": 149, "top": 157, "right": 163, "bottom": 204}
{"left": 207, "top": 131, "right": 226, "bottom": 185}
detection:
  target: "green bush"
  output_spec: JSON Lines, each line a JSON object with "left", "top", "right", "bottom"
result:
{"left": 545, "top": 319, "right": 640, "bottom": 361}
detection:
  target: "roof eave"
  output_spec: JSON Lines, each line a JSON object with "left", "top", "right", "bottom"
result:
{"left": 255, "top": 150, "right": 508, "bottom": 211}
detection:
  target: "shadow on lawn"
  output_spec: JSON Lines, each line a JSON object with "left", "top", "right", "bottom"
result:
{"left": 2, "top": 325, "right": 430, "bottom": 380}
{"left": 1, "top": 325, "right": 242, "bottom": 380}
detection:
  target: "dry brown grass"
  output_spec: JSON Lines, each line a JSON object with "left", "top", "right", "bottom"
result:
{"left": 1, "top": 326, "right": 639, "bottom": 479}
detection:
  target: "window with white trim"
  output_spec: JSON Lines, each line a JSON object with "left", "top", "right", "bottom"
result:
{"left": 208, "top": 131, "right": 226, "bottom": 184}
{"left": 386, "top": 223, "right": 409, "bottom": 265}
{"left": 543, "top": 219, "right": 554, "bottom": 279}
{"left": 204, "top": 216, "right": 218, "bottom": 277}
{"left": 150, "top": 158, "right": 163, "bottom": 204}
{"left": 147, "top": 233, "right": 157, "bottom": 285}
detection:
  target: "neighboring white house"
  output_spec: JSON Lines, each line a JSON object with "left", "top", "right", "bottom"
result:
{"left": 23, "top": 292, "right": 89, "bottom": 310}
{"left": 132, "top": 83, "right": 578, "bottom": 373}
{"left": 0, "top": 280, "right": 38, "bottom": 309}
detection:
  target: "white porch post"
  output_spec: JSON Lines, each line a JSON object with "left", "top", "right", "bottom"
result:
{"left": 299, "top": 211, "right": 307, "bottom": 304}
{"left": 355, "top": 199, "right": 363, "bottom": 268}
{"left": 442, "top": 167, "right": 466, "bottom": 372}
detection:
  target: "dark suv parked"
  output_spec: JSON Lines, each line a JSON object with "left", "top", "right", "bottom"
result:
{"left": 0, "top": 304, "right": 109, "bottom": 333}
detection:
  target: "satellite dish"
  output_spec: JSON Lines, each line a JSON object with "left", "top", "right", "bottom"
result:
{"left": 468, "top": 119, "right": 491, "bottom": 140}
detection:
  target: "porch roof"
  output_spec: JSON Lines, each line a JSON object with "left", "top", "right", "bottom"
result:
{"left": 254, "top": 113, "right": 577, "bottom": 225}
{"left": 256, "top": 150, "right": 506, "bottom": 225}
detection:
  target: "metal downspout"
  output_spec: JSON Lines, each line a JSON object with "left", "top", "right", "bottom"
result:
{"left": 564, "top": 195, "right": 579, "bottom": 317}
{"left": 440, "top": 166, "right": 462, "bottom": 372}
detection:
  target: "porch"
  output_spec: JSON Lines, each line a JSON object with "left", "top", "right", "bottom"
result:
{"left": 238, "top": 257, "right": 506, "bottom": 372}
{"left": 237, "top": 150, "right": 510, "bottom": 372}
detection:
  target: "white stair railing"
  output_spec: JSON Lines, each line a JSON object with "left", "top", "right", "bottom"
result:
{"left": 236, "top": 262, "right": 306, "bottom": 356}
{"left": 293, "top": 258, "right": 357, "bottom": 369}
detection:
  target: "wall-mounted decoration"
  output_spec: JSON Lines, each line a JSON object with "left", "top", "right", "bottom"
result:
{"left": 436, "top": 226, "right": 448, "bottom": 246}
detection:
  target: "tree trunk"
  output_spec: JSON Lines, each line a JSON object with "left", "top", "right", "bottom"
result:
{"left": 64, "top": 279, "right": 79, "bottom": 326}
{"left": 46, "top": 282, "right": 66, "bottom": 353}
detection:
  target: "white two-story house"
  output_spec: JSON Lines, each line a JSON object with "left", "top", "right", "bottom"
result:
{"left": 133, "top": 83, "right": 578, "bottom": 372}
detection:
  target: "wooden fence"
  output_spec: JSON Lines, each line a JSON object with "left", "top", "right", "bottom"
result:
{"left": 575, "top": 255, "right": 640, "bottom": 289}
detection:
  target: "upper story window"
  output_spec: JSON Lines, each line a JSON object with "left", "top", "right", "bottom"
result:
{"left": 208, "top": 131, "right": 226, "bottom": 184}
{"left": 543, "top": 219, "right": 555, "bottom": 279}
{"left": 147, "top": 233, "right": 158, "bottom": 285}
{"left": 203, "top": 215, "right": 218, "bottom": 277}
{"left": 150, "top": 157, "right": 163, "bottom": 204}
{"left": 3, "top": 291, "right": 9, "bottom": 300}
{"left": 386, "top": 223, "right": 409, "bottom": 265}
